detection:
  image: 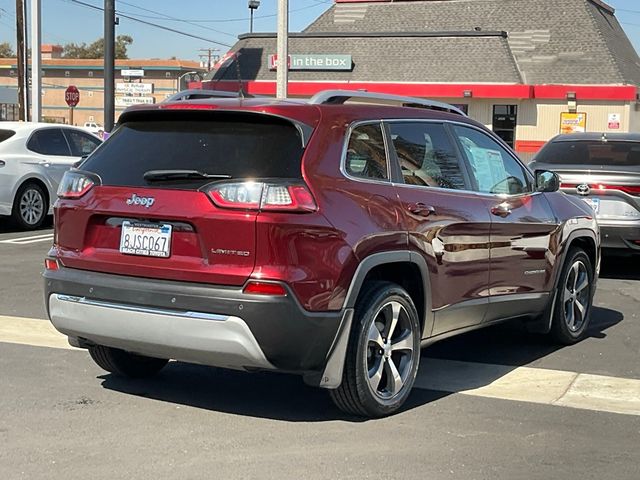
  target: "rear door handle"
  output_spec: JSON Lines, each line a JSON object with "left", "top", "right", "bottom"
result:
{"left": 408, "top": 203, "right": 436, "bottom": 217}
{"left": 491, "top": 203, "right": 512, "bottom": 217}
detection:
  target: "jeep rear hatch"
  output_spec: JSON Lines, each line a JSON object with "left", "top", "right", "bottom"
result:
{"left": 53, "top": 111, "right": 311, "bottom": 286}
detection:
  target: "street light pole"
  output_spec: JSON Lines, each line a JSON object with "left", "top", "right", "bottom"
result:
{"left": 30, "top": 0, "right": 41, "bottom": 122}
{"left": 104, "top": 0, "right": 115, "bottom": 132}
{"left": 276, "top": 0, "right": 288, "bottom": 99}
{"left": 248, "top": 0, "right": 260, "bottom": 34}
{"left": 177, "top": 71, "right": 197, "bottom": 92}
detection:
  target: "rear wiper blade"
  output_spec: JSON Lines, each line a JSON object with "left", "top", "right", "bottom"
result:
{"left": 143, "top": 170, "right": 232, "bottom": 182}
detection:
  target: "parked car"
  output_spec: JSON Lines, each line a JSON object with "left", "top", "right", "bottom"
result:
{"left": 529, "top": 132, "right": 640, "bottom": 255}
{"left": 44, "top": 91, "right": 599, "bottom": 417}
{"left": 0, "top": 122, "right": 102, "bottom": 229}
{"left": 162, "top": 89, "right": 247, "bottom": 102}
{"left": 82, "top": 122, "right": 103, "bottom": 136}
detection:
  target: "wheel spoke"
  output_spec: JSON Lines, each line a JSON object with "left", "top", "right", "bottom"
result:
{"left": 386, "top": 301, "right": 402, "bottom": 339}
{"left": 384, "top": 357, "right": 404, "bottom": 396}
{"left": 367, "top": 322, "right": 384, "bottom": 349}
{"left": 575, "top": 299, "right": 585, "bottom": 318}
{"left": 575, "top": 273, "right": 589, "bottom": 295}
{"left": 565, "top": 301, "right": 575, "bottom": 329}
{"left": 368, "top": 357, "right": 385, "bottom": 392}
{"left": 391, "top": 331, "right": 413, "bottom": 353}
{"left": 571, "top": 263, "right": 580, "bottom": 290}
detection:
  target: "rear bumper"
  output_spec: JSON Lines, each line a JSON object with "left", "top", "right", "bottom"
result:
{"left": 44, "top": 267, "right": 344, "bottom": 373}
{"left": 49, "top": 294, "right": 276, "bottom": 370}
{"left": 599, "top": 223, "right": 640, "bottom": 251}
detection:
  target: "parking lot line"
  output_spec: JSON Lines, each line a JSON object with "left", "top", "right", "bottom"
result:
{"left": 0, "top": 233, "right": 54, "bottom": 245}
{"left": 1, "top": 314, "right": 639, "bottom": 416}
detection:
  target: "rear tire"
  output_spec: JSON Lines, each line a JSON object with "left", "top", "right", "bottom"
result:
{"left": 11, "top": 182, "right": 47, "bottom": 230}
{"left": 329, "top": 281, "right": 421, "bottom": 417}
{"left": 88, "top": 345, "right": 168, "bottom": 378}
{"left": 549, "top": 248, "right": 594, "bottom": 345}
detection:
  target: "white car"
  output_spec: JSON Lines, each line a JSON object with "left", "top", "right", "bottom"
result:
{"left": 0, "top": 122, "right": 102, "bottom": 229}
{"left": 83, "top": 122, "right": 103, "bottom": 136}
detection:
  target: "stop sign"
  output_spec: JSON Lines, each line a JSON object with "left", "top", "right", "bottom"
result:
{"left": 65, "top": 85, "right": 80, "bottom": 108}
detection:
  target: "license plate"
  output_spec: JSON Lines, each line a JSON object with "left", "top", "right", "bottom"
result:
{"left": 119, "top": 221, "right": 172, "bottom": 258}
{"left": 582, "top": 197, "right": 600, "bottom": 213}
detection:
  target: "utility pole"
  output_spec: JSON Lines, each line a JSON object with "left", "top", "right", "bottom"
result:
{"left": 104, "top": 0, "right": 115, "bottom": 132}
{"left": 198, "top": 48, "right": 219, "bottom": 72}
{"left": 276, "top": 0, "right": 288, "bottom": 99}
{"left": 30, "top": 0, "right": 41, "bottom": 122}
{"left": 15, "top": 0, "right": 25, "bottom": 121}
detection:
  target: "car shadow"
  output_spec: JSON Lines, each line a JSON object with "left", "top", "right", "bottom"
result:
{"left": 599, "top": 254, "right": 640, "bottom": 281}
{"left": 99, "top": 306, "right": 622, "bottom": 422}
{"left": 0, "top": 216, "right": 53, "bottom": 234}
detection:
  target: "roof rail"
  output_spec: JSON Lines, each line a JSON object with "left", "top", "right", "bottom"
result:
{"left": 308, "top": 90, "right": 467, "bottom": 116}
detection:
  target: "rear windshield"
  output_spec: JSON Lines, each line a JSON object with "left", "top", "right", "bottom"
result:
{"left": 536, "top": 140, "right": 640, "bottom": 166}
{"left": 81, "top": 115, "right": 304, "bottom": 187}
{"left": 0, "top": 129, "right": 16, "bottom": 143}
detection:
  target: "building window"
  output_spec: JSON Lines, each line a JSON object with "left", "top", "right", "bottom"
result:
{"left": 492, "top": 105, "right": 518, "bottom": 148}
{"left": 9, "top": 70, "right": 15, "bottom": 76}
{"left": 165, "top": 72, "right": 172, "bottom": 78}
{"left": 88, "top": 71, "right": 94, "bottom": 77}
{"left": 64, "top": 71, "right": 70, "bottom": 77}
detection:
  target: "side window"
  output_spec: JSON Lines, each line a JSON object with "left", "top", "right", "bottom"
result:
{"left": 63, "top": 129, "right": 101, "bottom": 157}
{"left": 345, "top": 123, "right": 389, "bottom": 181}
{"left": 388, "top": 122, "right": 466, "bottom": 190}
{"left": 27, "top": 129, "right": 71, "bottom": 156}
{"left": 452, "top": 125, "right": 530, "bottom": 195}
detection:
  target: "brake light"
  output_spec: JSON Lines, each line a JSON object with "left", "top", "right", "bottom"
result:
{"left": 205, "top": 181, "right": 317, "bottom": 212}
{"left": 57, "top": 170, "right": 96, "bottom": 199}
{"left": 243, "top": 281, "right": 287, "bottom": 296}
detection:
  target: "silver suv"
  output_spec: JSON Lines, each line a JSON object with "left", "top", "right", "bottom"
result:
{"left": 530, "top": 132, "right": 640, "bottom": 254}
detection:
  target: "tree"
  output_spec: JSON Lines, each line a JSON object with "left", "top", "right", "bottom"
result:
{"left": 0, "top": 42, "right": 15, "bottom": 58}
{"left": 62, "top": 35, "right": 133, "bottom": 59}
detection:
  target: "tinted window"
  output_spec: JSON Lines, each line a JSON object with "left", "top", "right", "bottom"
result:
{"left": 536, "top": 140, "right": 640, "bottom": 166}
{"left": 0, "top": 129, "right": 16, "bottom": 143}
{"left": 453, "top": 125, "right": 530, "bottom": 195}
{"left": 345, "top": 123, "right": 388, "bottom": 181}
{"left": 389, "top": 122, "right": 465, "bottom": 190}
{"left": 81, "top": 115, "right": 304, "bottom": 188}
{"left": 27, "top": 128, "right": 71, "bottom": 156}
{"left": 63, "top": 129, "right": 101, "bottom": 157}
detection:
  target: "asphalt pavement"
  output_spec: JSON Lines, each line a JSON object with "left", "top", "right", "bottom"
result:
{"left": 0, "top": 221, "right": 639, "bottom": 479}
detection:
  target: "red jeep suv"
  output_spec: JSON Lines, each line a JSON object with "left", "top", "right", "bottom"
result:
{"left": 44, "top": 91, "right": 599, "bottom": 417}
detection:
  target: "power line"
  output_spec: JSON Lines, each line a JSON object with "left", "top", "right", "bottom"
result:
{"left": 65, "top": 0, "right": 233, "bottom": 48}
{"left": 115, "top": 0, "right": 237, "bottom": 38}
{"left": 109, "top": 1, "right": 331, "bottom": 24}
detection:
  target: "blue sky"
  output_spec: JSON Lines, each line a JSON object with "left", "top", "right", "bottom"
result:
{"left": 0, "top": 0, "right": 639, "bottom": 61}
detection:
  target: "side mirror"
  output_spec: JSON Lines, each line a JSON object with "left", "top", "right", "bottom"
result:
{"left": 535, "top": 170, "right": 560, "bottom": 193}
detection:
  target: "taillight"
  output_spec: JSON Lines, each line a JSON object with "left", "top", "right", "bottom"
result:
{"left": 205, "top": 181, "right": 317, "bottom": 212}
{"left": 57, "top": 170, "right": 98, "bottom": 199}
{"left": 44, "top": 258, "right": 59, "bottom": 271}
{"left": 243, "top": 281, "right": 287, "bottom": 296}
{"left": 560, "top": 183, "right": 640, "bottom": 196}
{"left": 593, "top": 184, "right": 640, "bottom": 196}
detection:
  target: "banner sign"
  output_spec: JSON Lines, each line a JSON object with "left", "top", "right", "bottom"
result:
{"left": 120, "top": 69, "right": 145, "bottom": 77}
{"left": 116, "top": 83, "right": 154, "bottom": 94}
{"left": 560, "top": 112, "right": 587, "bottom": 134}
{"left": 115, "top": 96, "right": 155, "bottom": 107}
{"left": 269, "top": 54, "right": 352, "bottom": 71}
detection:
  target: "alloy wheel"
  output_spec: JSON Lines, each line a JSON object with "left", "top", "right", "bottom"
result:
{"left": 562, "top": 260, "right": 590, "bottom": 332}
{"left": 19, "top": 188, "right": 45, "bottom": 226}
{"left": 365, "top": 300, "right": 415, "bottom": 400}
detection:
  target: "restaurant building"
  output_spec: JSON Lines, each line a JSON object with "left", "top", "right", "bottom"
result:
{"left": 0, "top": 45, "right": 203, "bottom": 126}
{"left": 200, "top": 0, "right": 640, "bottom": 160}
